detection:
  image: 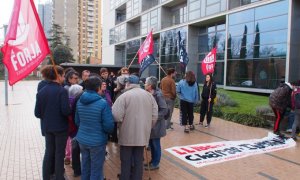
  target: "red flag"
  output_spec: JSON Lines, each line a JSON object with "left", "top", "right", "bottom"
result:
{"left": 1, "top": 0, "right": 50, "bottom": 85}
{"left": 201, "top": 48, "right": 217, "bottom": 75}
{"left": 138, "top": 31, "right": 153, "bottom": 64}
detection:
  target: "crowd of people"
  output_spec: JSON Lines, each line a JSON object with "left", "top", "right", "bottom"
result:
{"left": 34, "top": 65, "right": 221, "bottom": 180}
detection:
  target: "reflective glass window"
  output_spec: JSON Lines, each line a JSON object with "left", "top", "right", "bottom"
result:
{"left": 259, "top": 30, "right": 287, "bottom": 45}
{"left": 259, "top": 44, "right": 287, "bottom": 58}
{"left": 229, "top": 9, "right": 254, "bottom": 25}
{"left": 255, "top": 0, "right": 288, "bottom": 20}
{"left": 226, "top": 58, "right": 286, "bottom": 89}
{"left": 256, "top": 15, "right": 288, "bottom": 32}
{"left": 229, "top": 23, "right": 254, "bottom": 37}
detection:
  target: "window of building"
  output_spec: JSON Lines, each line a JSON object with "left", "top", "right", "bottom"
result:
{"left": 227, "top": 0, "right": 289, "bottom": 89}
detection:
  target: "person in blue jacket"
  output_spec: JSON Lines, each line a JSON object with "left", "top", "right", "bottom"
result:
{"left": 176, "top": 71, "right": 199, "bottom": 133}
{"left": 75, "top": 76, "right": 114, "bottom": 180}
{"left": 34, "top": 65, "right": 70, "bottom": 180}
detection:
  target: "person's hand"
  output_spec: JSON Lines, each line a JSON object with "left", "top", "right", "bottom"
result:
{"left": 208, "top": 98, "right": 211, "bottom": 102}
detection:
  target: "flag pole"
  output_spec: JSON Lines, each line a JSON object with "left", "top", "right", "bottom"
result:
{"left": 155, "top": 60, "right": 167, "bottom": 75}
{"left": 127, "top": 51, "right": 139, "bottom": 69}
{"left": 3, "top": 25, "right": 8, "bottom": 106}
{"left": 49, "top": 52, "right": 59, "bottom": 78}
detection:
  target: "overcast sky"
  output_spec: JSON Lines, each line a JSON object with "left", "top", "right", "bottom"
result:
{"left": 0, "top": 0, "right": 45, "bottom": 41}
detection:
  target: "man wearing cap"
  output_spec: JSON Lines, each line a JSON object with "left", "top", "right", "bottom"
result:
{"left": 269, "top": 82, "right": 294, "bottom": 138}
{"left": 112, "top": 75, "right": 158, "bottom": 180}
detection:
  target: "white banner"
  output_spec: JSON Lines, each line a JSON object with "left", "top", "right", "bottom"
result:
{"left": 165, "top": 133, "right": 296, "bottom": 168}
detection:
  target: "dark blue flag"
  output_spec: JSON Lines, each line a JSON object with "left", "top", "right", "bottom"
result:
{"left": 139, "top": 54, "right": 155, "bottom": 76}
{"left": 178, "top": 31, "right": 189, "bottom": 72}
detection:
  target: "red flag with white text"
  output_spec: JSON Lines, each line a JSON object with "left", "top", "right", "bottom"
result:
{"left": 1, "top": 0, "right": 50, "bottom": 85}
{"left": 201, "top": 48, "right": 217, "bottom": 75}
{"left": 138, "top": 31, "right": 153, "bottom": 63}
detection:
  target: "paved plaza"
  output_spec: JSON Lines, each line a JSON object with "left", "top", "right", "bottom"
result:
{"left": 0, "top": 81, "right": 300, "bottom": 180}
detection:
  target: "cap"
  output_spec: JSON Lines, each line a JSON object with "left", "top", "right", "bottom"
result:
{"left": 126, "top": 75, "right": 140, "bottom": 84}
{"left": 285, "top": 82, "right": 293, "bottom": 89}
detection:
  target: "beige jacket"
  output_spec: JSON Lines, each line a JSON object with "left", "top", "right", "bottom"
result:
{"left": 112, "top": 84, "right": 158, "bottom": 146}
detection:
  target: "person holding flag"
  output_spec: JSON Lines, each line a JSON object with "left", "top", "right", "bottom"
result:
{"left": 199, "top": 74, "right": 217, "bottom": 128}
{"left": 199, "top": 47, "right": 217, "bottom": 128}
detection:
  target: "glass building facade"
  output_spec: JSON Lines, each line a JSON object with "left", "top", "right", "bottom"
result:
{"left": 103, "top": 0, "right": 297, "bottom": 93}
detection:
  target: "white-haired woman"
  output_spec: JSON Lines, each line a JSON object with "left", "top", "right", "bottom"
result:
{"left": 144, "top": 76, "right": 168, "bottom": 170}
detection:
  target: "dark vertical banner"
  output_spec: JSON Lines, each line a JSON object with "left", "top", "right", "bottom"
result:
{"left": 178, "top": 31, "right": 189, "bottom": 73}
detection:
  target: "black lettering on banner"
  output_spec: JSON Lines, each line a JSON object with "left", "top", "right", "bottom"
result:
{"left": 238, "top": 144, "right": 257, "bottom": 150}
{"left": 185, "top": 155, "right": 201, "bottom": 161}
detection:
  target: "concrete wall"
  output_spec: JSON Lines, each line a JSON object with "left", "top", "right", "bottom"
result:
{"left": 289, "top": 0, "right": 300, "bottom": 82}
{"left": 102, "top": 0, "right": 118, "bottom": 65}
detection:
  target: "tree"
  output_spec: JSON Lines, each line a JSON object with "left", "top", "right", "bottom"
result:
{"left": 52, "top": 45, "right": 75, "bottom": 65}
{"left": 237, "top": 25, "right": 249, "bottom": 85}
{"left": 47, "top": 24, "right": 64, "bottom": 50}
{"left": 47, "top": 24, "right": 74, "bottom": 64}
{"left": 252, "top": 23, "right": 260, "bottom": 86}
{"left": 227, "top": 34, "right": 233, "bottom": 60}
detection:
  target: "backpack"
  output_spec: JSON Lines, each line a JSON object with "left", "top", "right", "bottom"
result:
{"left": 294, "top": 90, "right": 300, "bottom": 109}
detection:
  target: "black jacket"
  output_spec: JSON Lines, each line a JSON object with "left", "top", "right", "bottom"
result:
{"left": 35, "top": 81, "right": 71, "bottom": 133}
{"left": 201, "top": 82, "right": 217, "bottom": 101}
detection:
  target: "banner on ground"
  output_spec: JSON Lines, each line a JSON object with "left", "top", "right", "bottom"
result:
{"left": 201, "top": 48, "right": 216, "bottom": 75}
{"left": 1, "top": 0, "right": 50, "bottom": 85}
{"left": 165, "top": 133, "right": 296, "bottom": 168}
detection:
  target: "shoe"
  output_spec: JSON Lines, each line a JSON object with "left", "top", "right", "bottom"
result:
{"left": 274, "top": 131, "right": 286, "bottom": 139}
{"left": 184, "top": 126, "right": 190, "bottom": 133}
{"left": 144, "top": 164, "right": 159, "bottom": 170}
{"left": 205, "top": 124, "right": 210, "bottom": 128}
{"left": 199, "top": 122, "right": 203, "bottom": 126}
{"left": 190, "top": 125, "right": 195, "bottom": 130}
{"left": 144, "top": 162, "right": 152, "bottom": 167}
{"left": 286, "top": 129, "right": 292, "bottom": 133}
{"left": 64, "top": 158, "right": 71, "bottom": 165}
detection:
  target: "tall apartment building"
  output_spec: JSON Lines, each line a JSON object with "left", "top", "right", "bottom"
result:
{"left": 78, "top": 0, "right": 102, "bottom": 64}
{"left": 102, "top": 0, "right": 300, "bottom": 93}
{"left": 38, "top": 0, "right": 53, "bottom": 38}
{"left": 53, "top": 0, "right": 79, "bottom": 62}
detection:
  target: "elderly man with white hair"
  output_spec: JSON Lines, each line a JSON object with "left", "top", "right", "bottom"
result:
{"left": 112, "top": 74, "right": 158, "bottom": 180}
{"left": 144, "top": 76, "right": 168, "bottom": 170}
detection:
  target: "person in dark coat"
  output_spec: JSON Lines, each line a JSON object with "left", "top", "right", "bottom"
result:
{"left": 34, "top": 65, "right": 71, "bottom": 180}
{"left": 269, "top": 82, "right": 294, "bottom": 137}
{"left": 144, "top": 76, "right": 168, "bottom": 170}
{"left": 199, "top": 74, "right": 217, "bottom": 128}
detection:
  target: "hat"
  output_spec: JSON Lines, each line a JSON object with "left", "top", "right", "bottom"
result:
{"left": 285, "top": 82, "right": 293, "bottom": 89}
{"left": 126, "top": 75, "right": 140, "bottom": 84}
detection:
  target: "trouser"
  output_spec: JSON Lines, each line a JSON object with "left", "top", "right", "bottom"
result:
{"left": 272, "top": 108, "right": 286, "bottom": 133}
{"left": 65, "top": 137, "right": 72, "bottom": 160}
{"left": 79, "top": 144, "right": 106, "bottom": 180}
{"left": 291, "top": 110, "right": 300, "bottom": 138}
{"left": 180, "top": 100, "right": 194, "bottom": 126}
{"left": 71, "top": 138, "right": 81, "bottom": 175}
{"left": 200, "top": 99, "right": 214, "bottom": 125}
{"left": 149, "top": 138, "right": 161, "bottom": 166}
{"left": 165, "top": 98, "right": 175, "bottom": 128}
{"left": 120, "top": 146, "right": 144, "bottom": 180}
{"left": 43, "top": 131, "right": 68, "bottom": 180}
